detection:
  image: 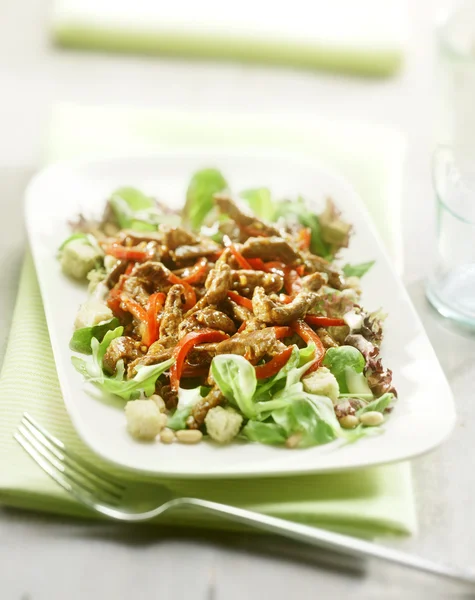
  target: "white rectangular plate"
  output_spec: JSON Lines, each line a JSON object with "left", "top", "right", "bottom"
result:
{"left": 25, "top": 150, "right": 455, "bottom": 478}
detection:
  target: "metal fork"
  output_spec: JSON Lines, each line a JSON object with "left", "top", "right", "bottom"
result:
{"left": 15, "top": 412, "right": 475, "bottom": 588}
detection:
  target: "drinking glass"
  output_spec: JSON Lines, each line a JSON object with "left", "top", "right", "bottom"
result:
{"left": 426, "top": 146, "right": 475, "bottom": 326}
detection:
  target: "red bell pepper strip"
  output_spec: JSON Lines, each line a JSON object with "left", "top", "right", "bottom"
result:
{"left": 304, "top": 315, "right": 347, "bottom": 327}
{"left": 223, "top": 235, "right": 253, "bottom": 270}
{"left": 274, "top": 326, "right": 293, "bottom": 339}
{"left": 181, "top": 257, "right": 208, "bottom": 284}
{"left": 121, "top": 296, "right": 148, "bottom": 322}
{"left": 255, "top": 346, "right": 294, "bottom": 379}
{"left": 247, "top": 258, "right": 267, "bottom": 271}
{"left": 227, "top": 290, "right": 253, "bottom": 311}
{"left": 124, "top": 262, "right": 135, "bottom": 276}
{"left": 143, "top": 292, "right": 166, "bottom": 346}
{"left": 104, "top": 243, "right": 151, "bottom": 262}
{"left": 296, "top": 264, "right": 306, "bottom": 276}
{"left": 284, "top": 268, "right": 302, "bottom": 296}
{"left": 297, "top": 227, "right": 311, "bottom": 250}
{"left": 170, "top": 329, "right": 229, "bottom": 391}
{"left": 291, "top": 319, "right": 325, "bottom": 372}
{"left": 106, "top": 288, "right": 126, "bottom": 318}
{"left": 167, "top": 273, "right": 197, "bottom": 311}
{"left": 237, "top": 321, "right": 247, "bottom": 333}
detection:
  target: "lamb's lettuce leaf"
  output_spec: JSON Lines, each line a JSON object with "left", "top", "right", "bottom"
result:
{"left": 342, "top": 261, "right": 375, "bottom": 278}
{"left": 241, "top": 421, "right": 287, "bottom": 445}
{"left": 183, "top": 169, "right": 228, "bottom": 231}
{"left": 211, "top": 354, "right": 257, "bottom": 419}
{"left": 69, "top": 317, "right": 120, "bottom": 355}
{"left": 323, "top": 345, "right": 372, "bottom": 395}
{"left": 240, "top": 188, "right": 274, "bottom": 221}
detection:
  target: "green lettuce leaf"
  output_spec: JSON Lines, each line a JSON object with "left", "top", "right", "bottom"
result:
{"left": 357, "top": 392, "right": 394, "bottom": 415}
{"left": 211, "top": 354, "right": 257, "bottom": 419}
{"left": 272, "top": 392, "right": 340, "bottom": 448}
{"left": 183, "top": 169, "right": 228, "bottom": 231}
{"left": 241, "top": 421, "right": 287, "bottom": 445}
{"left": 342, "top": 261, "right": 375, "bottom": 278}
{"left": 273, "top": 196, "right": 331, "bottom": 258}
{"left": 109, "top": 187, "right": 157, "bottom": 231}
{"left": 240, "top": 188, "right": 274, "bottom": 221}
{"left": 69, "top": 317, "right": 120, "bottom": 355}
{"left": 323, "top": 345, "right": 366, "bottom": 394}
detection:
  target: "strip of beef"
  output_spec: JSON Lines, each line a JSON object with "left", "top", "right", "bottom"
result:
{"left": 161, "top": 226, "right": 198, "bottom": 250}
{"left": 214, "top": 194, "right": 280, "bottom": 238}
{"left": 215, "top": 327, "right": 279, "bottom": 363}
{"left": 188, "top": 386, "right": 224, "bottom": 428}
{"left": 186, "top": 342, "right": 219, "bottom": 367}
{"left": 204, "top": 263, "right": 232, "bottom": 305}
{"left": 301, "top": 272, "right": 327, "bottom": 292}
{"left": 131, "top": 261, "right": 171, "bottom": 293}
{"left": 316, "top": 328, "right": 338, "bottom": 349}
{"left": 127, "top": 344, "right": 173, "bottom": 378}
{"left": 303, "top": 254, "right": 343, "bottom": 289}
{"left": 231, "top": 270, "right": 283, "bottom": 296}
{"left": 105, "top": 259, "right": 128, "bottom": 288}
{"left": 118, "top": 229, "right": 163, "bottom": 245}
{"left": 241, "top": 236, "right": 302, "bottom": 266}
{"left": 159, "top": 284, "right": 184, "bottom": 344}
{"left": 171, "top": 239, "right": 221, "bottom": 264}
{"left": 179, "top": 307, "right": 236, "bottom": 339}
{"left": 121, "top": 276, "right": 150, "bottom": 307}
{"left": 103, "top": 336, "right": 144, "bottom": 375}
{"left": 252, "top": 286, "right": 318, "bottom": 325}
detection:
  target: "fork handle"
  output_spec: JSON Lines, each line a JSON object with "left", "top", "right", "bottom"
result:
{"left": 177, "top": 497, "right": 475, "bottom": 587}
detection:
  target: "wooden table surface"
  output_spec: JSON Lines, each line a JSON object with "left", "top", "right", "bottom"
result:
{"left": 1, "top": 1, "right": 475, "bottom": 598}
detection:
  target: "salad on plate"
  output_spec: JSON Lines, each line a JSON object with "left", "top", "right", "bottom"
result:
{"left": 58, "top": 168, "right": 396, "bottom": 448}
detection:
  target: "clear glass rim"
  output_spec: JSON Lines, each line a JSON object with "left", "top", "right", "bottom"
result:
{"left": 432, "top": 145, "right": 475, "bottom": 226}
{"left": 437, "top": 1, "right": 475, "bottom": 63}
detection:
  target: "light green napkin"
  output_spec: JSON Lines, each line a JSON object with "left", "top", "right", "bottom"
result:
{"left": 51, "top": 1, "right": 406, "bottom": 77}
{"left": 0, "top": 105, "right": 416, "bottom": 537}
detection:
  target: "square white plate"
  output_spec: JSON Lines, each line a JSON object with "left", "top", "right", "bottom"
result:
{"left": 25, "top": 150, "right": 455, "bottom": 478}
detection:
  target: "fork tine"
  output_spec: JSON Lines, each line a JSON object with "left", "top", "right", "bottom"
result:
{"left": 21, "top": 418, "right": 123, "bottom": 499}
{"left": 16, "top": 425, "right": 121, "bottom": 505}
{"left": 23, "top": 413, "right": 126, "bottom": 491}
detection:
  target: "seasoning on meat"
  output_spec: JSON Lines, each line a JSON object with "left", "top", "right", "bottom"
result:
{"left": 241, "top": 236, "right": 302, "bottom": 266}
{"left": 252, "top": 286, "right": 319, "bottom": 325}
{"left": 103, "top": 336, "right": 144, "bottom": 375}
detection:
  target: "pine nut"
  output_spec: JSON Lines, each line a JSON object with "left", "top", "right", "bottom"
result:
{"left": 359, "top": 411, "right": 384, "bottom": 427}
{"left": 339, "top": 415, "right": 359, "bottom": 429}
{"left": 150, "top": 394, "right": 166, "bottom": 413}
{"left": 176, "top": 429, "right": 203, "bottom": 444}
{"left": 160, "top": 428, "right": 175, "bottom": 444}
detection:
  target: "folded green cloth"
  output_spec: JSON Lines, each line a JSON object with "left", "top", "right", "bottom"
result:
{"left": 51, "top": 1, "right": 407, "bottom": 77}
{"left": 0, "top": 105, "right": 416, "bottom": 536}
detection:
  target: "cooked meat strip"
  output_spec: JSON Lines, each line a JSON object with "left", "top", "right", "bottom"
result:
{"left": 214, "top": 194, "right": 280, "bottom": 238}
{"left": 301, "top": 272, "right": 327, "bottom": 292}
{"left": 186, "top": 342, "right": 219, "bottom": 367}
{"left": 103, "top": 336, "right": 144, "bottom": 375}
{"left": 131, "top": 261, "right": 171, "bottom": 292}
{"left": 316, "top": 328, "right": 338, "bottom": 349}
{"left": 204, "top": 263, "right": 232, "bottom": 305}
{"left": 158, "top": 383, "right": 179, "bottom": 410}
{"left": 127, "top": 347, "right": 173, "bottom": 378}
{"left": 179, "top": 307, "right": 236, "bottom": 338}
{"left": 231, "top": 270, "right": 283, "bottom": 296}
{"left": 122, "top": 276, "right": 150, "bottom": 307}
{"left": 195, "top": 307, "right": 236, "bottom": 333}
{"left": 303, "top": 254, "right": 343, "bottom": 289}
{"left": 189, "top": 386, "right": 224, "bottom": 428}
{"left": 215, "top": 327, "right": 278, "bottom": 362}
{"left": 105, "top": 259, "right": 128, "bottom": 288}
{"left": 161, "top": 226, "right": 198, "bottom": 250}
{"left": 171, "top": 240, "right": 221, "bottom": 264}
{"left": 241, "top": 236, "right": 302, "bottom": 266}
{"left": 118, "top": 229, "right": 163, "bottom": 245}
{"left": 252, "top": 286, "right": 318, "bottom": 325}
{"left": 159, "top": 284, "right": 184, "bottom": 342}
